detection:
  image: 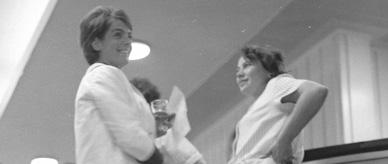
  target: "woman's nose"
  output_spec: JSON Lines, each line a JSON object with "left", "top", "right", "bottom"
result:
{"left": 236, "top": 70, "right": 244, "bottom": 78}
{"left": 122, "top": 37, "right": 131, "bottom": 45}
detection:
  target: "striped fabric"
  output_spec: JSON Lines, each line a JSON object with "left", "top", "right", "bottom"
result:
{"left": 229, "top": 74, "right": 306, "bottom": 164}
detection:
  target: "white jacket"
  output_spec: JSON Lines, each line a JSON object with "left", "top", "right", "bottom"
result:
{"left": 74, "top": 63, "right": 156, "bottom": 164}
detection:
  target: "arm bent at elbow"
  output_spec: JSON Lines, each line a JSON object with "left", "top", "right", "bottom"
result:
{"left": 279, "top": 81, "right": 328, "bottom": 144}
{"left": 268, "top": 81, "right": 328, "bottom": 163}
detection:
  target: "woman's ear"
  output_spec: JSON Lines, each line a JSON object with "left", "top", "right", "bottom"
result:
{"left": 91, "top": 38, "right": 102, "bottom": 51}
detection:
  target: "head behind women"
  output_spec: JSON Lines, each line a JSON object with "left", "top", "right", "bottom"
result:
{"left": 236, "top": 45, "right": 285, "bottom": 97}
{"left": 80, "top": 6, "right": 132, "bottom": 68}
{"left": 130, "top": 77, "right": 161, "bottom": 104}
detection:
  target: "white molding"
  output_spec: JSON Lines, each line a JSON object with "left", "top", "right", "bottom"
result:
{"left": 0, "top": 0, "right": 58, "bottom": 118}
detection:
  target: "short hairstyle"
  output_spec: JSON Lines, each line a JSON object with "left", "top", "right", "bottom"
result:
{"left": 241, "top": 45, "right": 286, "bottom": 78}
{"left": 80, "top": 6, "right": 132, "bottom": 65}
{"left": 130, "top": 77, "right": 161, "bottom": 104}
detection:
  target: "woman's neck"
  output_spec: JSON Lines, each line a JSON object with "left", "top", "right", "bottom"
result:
{"left": 252, "top": 83, "right": 267, "bottom": 98}
{"left": 96, "top": 59, "right": 122, "bottom": 68}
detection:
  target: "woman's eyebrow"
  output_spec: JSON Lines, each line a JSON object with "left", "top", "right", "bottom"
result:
{"left": 111, "top": 27, "right": 132, "bottom": 33}
{"left": 111, "top": 28, "right": 125, "bottom": 33}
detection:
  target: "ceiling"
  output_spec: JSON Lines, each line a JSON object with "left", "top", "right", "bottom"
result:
{"left": 121, "top": 0, "right": 293, "bottom": 96}
{"left": 1, "top": 0, "right": 388, "bottom": 163}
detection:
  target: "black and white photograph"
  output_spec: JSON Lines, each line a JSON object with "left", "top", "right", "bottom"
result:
{"left": 0, "top": 0, "right": 387, "bottom": 164}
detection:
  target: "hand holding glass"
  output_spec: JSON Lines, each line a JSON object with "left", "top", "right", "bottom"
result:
{"left": 151, "top": 99, "right": 175, "bottom": 137}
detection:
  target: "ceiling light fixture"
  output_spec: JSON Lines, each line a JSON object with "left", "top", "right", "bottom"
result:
{"left": 31, "top": 157, "right": 58, "bottom": 164}
{"left": 128, "top": 39, "right": 151, "bottom": 60}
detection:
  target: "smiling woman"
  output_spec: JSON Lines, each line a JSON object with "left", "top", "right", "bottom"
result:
{"left": 0, "top": 0, "right": 57, "bottom": 118}
{"left": 230, "top": 45, "right": 328, "bottom": 164}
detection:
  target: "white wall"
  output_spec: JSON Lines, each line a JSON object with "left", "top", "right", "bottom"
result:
{"left": 289, "top": 27, "right": 388, "bottom": 147}
{"left": 372, "top": 46, "right": 388, "bottom": 138}
{"left": 288, "top": 30, "right": 344, "bottom": 148}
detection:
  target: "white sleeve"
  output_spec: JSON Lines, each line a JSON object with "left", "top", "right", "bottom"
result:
{"left": 270, "top": 75, "right": 306, "bottom": 98}
{"left": 89, "top": 66, "right": 155, "bottom": 161}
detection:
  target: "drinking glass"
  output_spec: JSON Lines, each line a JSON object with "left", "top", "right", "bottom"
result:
{"left": 151, "top": 99, "right": 173, "bottom": 136}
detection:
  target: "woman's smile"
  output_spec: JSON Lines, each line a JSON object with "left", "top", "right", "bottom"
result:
{"left": 237, "top": 78, "right": 249, "bottom": 89}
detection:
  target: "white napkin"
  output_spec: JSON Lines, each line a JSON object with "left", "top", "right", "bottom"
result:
{"left": 166, "top": 86, "right": 191, "bottom": 138}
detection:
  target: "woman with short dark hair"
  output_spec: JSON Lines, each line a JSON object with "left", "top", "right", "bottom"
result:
{"left": 229, "top": 45, "right": 328, "bottom": 164}
{"left": 75, "top": 6, "right": 163, "bottom": 164}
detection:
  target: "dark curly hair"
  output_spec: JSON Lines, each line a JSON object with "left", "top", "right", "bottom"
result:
{"left": 241, "top": 45, "right": 286, "bottom": 78}
{"left": 130, "top": 77, "right": 161, "bottom": 104}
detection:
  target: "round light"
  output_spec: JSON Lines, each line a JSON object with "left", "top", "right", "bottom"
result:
{"left": 128, "top": 41, "right": 151, "bottom": 60}
{"left": 31, "top": 157, "right": 58, "bottom": 164}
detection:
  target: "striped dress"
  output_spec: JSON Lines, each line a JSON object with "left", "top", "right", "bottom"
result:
{"left": 229, "top": 74, "right": 306, "bottom": 164}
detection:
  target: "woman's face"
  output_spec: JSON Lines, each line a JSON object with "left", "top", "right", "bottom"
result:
{"left": 236, "top": 56, "right": 269, "bottom": 97}
{"left": 93, "top": 19, "right": 132, "bottom": 68}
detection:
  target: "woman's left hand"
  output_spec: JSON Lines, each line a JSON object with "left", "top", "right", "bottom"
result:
{"left": 263, "top": 140, "right": 294, "bottom": 164}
